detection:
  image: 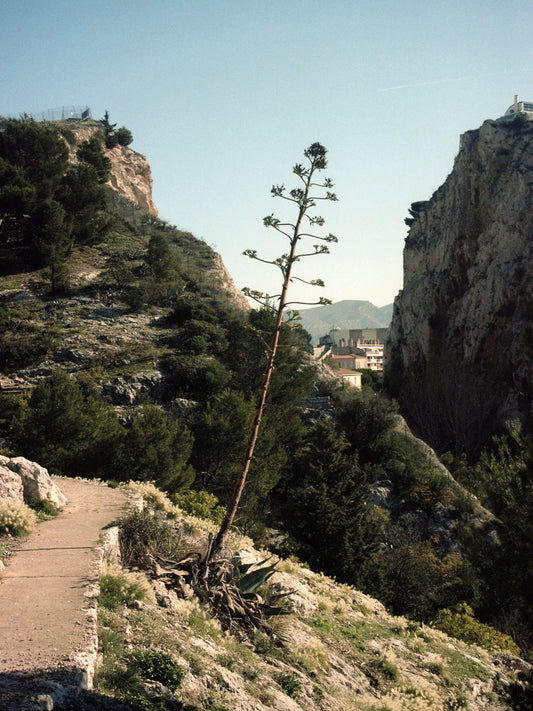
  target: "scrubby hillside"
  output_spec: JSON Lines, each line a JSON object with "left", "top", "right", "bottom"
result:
{"left": 89, "top": 484, "right": 531, "bottom": 711}
{"left": 1, "top": 118, "right": 532, "bottom": 686}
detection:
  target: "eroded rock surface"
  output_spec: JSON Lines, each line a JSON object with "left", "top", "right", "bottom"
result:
{"left": 386, "top": 119, "right": 533, "bottom": 424}
{"left": 66, "top": 122, "right": 157, "bottom": 216}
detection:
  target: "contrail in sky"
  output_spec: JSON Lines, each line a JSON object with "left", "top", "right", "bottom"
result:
{"left": 378, "top": 77, "right": 468, "bottom": 92}
{"left": 379, "top": 70, "right": 524, "bottom": 93}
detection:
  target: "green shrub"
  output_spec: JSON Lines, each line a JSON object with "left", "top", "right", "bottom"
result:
{"left": 128, "top": 648, "right": 185, "bottom": 691}
{"left": 0, "top": 326, "right": 57, "bottom": 369}
{"left": 161, "top": 353, "right": 229, "bottom": 401}
{"left": 445, "top": 694, "right": 470, "bottom": 710}
{"left": 0, "top": 539, "right": 13, "bottom": 561}
{"left": 76, "top": 136, "right": 111, "bottom": 183}
{"left": 277, "top": 671, "right": 302, "bottom": 697}
{"left": 11, "top": 369, "right": 125, "bottom": 479}
{"left": 406, "top": 468, "right": 457, "bottom": 510}
{"left": 28, "top": 498, "right": 60, "bottom": 520}
{"left": 0, "top": 502, "right": 37, "bottom": 536}
{"left": 119, "top": 405, "right": 195, "bottom": 493}
{"left": 172, "top": 489, "right": 226, "bottom": 524}
{"left": 96, "top": 661, "right": 142, "bottom": 701}
{"left": 367, "top": 655, "right": 401, "bottom": 685}
{"left": 116, "top": 127, "right": 133, "bottom": 147}
{"left": 119, "top": 508, "right": 182, "bottom": 566}
{"left": 98, "top": 563, "right": 154, "bottom": 610}
{"left": 123, "top": 286, "right": 146, "bottom": 311}
{"left": 433, "top": 603, "right": 520, "bottom": 655}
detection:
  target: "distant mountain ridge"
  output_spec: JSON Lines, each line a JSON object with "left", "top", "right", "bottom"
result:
{"left": 297, "top": 299, "right": 393, "bottom": 342}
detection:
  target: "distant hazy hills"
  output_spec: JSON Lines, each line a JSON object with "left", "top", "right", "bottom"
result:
{"left": 296, "top": 300, "right": 393, "bottom": 342}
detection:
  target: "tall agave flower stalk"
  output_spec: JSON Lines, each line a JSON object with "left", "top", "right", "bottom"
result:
{"left": 211, "top": 143, "right": 338, "bottom": 559}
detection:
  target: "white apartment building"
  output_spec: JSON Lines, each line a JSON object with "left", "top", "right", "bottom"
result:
{"left": 321, "top": 327, "right": 387, "bottom": 371}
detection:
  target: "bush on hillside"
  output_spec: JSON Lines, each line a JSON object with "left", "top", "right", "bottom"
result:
{"left": 12, "top": 370, "right": 124, "bottom": 478}
{"left": 116, "top": 127, "right": 133, "bottom": 146}
{"left": 128, "top": 649, "right": 184, "bottom": 691}
{"left": 433, "top": 603, "right": 520, "bottom": 654}
{"left": 172, "top": 489, "right": 226, "bottom": 524}
{"left": 119, "top": 404, "right": 195, "bottom": 493}
{"left": 119, "top": 508, "right": 182, "bottom": 567}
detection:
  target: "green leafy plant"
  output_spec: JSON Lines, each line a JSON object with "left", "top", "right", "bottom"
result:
{"left": 128, "top": 648, "right": 185, "bottom": 691}
{"left": 277, "top": 671, "right": 302, "bottom": 697}
{"left": 235, "top": 557, "right": 278, "bottom": 596}
{"left": 433, "top": 603, "right": 520, "bottom": 654}
{"left": 172, "top": 489, "right": 226, "bottom": 524}
{"left": 116, "top": 126, "right": 133, "bottom": 146}
{"left": 28, "top": 498, "right": 60, "bottom": 520}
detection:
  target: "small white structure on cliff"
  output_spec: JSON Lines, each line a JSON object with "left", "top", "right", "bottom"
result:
{"left": 502, "top": 95, "right": 533, "bottom": 120}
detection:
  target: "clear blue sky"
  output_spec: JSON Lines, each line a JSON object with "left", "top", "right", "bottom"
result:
{"left": 2, "top": 1, "right": 532, "bottom": 307}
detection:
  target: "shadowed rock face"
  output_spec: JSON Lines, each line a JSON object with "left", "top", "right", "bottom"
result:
{"left": 386, "top": 119, "right": 533, "bottom": 432}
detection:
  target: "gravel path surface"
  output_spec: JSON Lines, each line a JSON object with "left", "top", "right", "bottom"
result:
{"left": 0, "top": 477, "right": 128, "bottom": 708}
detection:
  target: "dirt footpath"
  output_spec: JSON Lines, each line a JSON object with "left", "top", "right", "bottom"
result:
{"left": 0, "top": 477, "right": 128, "bottom": 695}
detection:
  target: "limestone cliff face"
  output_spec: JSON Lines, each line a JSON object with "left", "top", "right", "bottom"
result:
{"left": 386, "top": 119, "right": 533, "bottom": 423}
{"left": 67, "top": 122, "right": 158, "bottom": 216}
{"left": 64, "top": 121, "right": 250, "bottom": 311}
{"left": 211, "top": 253, "right": 251, "bottom": 311}
{"left": 105, "top": 143, "right": 158, "bottom": 216}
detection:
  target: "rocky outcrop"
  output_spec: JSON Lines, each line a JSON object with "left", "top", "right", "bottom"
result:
{"left": 0, "top": 456, "right": 67, "bottom": 508}
{"left": 211, "top": 254, "right": 251, "bottom": 312}
{"left": 66, "top": 121, "right": 157, "bottom": 216}
{"left": 102, "top": 371, "right": 165, "bottom": 405}
{"left": 0, "top": 466, "right": 24, "bottom": 505}
{"left": 104, "top": 143, "right": 158, "bottom": 216}
{"left": 386, "top": 118, "right": 533, "bottom": 432}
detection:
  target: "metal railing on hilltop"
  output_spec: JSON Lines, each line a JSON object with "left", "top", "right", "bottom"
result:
{"left": 22, "top": 106, "right": 92, "bottom": 122}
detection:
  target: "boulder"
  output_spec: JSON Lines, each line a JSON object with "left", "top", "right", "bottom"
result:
{"left": 369, "top": 480, "right": 393, "bottom": 510}
{"left": 0, "top": 465, "right": 24, "bottom": 504}
{"left": 5, "top": 457, "right": 67, "bottom": 508}
{"left": 270, "top": 572, "right": 318, "bottom": 617}
{"left": 102, "top": 372, "right": 165, "bottom": 405}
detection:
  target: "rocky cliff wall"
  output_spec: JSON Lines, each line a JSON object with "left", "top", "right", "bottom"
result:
{"left": 67, "top": 122, "right": 158, "bottom": 216}
{"left": 64, "top": 122, "right": 251, "bottom": 311}
{"left": 386, "top": 119, "right": 533, "bottom": 434}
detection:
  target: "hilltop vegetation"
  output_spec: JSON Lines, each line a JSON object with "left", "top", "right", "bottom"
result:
{"left": 0, "top": 119, "right": 532, "bottom": 695}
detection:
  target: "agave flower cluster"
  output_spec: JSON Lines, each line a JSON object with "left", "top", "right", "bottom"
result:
{"left": 242, "top": 141, "right": 338, "bottom": 310}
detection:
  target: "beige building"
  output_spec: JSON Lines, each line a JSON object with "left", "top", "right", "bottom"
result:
{"left": 337, "top": 368, "right": 362, "bottom": 389}
{"left": 330, "top": 353, "right": 367, "bottom": 370}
